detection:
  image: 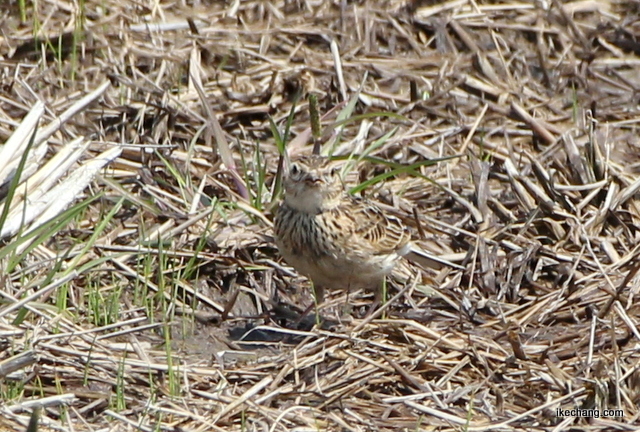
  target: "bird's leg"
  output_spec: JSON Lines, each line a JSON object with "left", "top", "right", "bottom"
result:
{"left": 339, "top": 288, "right": 355, "bottom": 317}
{"left": 363, "top": 279, "right": 387, "bottom": 319}
{"left": 298, "top": 283, "right": 325, "bottom": 327}
{"left": 313, "top": 283, "right": 325, "bottom": 308}
{"left": 312, "top": 284, "right": 325, "bottom": 325}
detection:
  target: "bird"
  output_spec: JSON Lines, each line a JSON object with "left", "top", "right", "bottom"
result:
{"left": 273, "top": 155, "right": 462, "bottom": 312}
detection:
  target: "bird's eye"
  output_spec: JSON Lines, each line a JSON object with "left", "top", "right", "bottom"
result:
{"left": 330, "top": 166, "right": 340, "bottom": 176}
{"left": 290, "top": 163, "right": 300, "bottom": 176}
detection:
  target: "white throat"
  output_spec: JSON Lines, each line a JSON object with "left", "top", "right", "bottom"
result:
{"left": 284, "top": 188, "right": 325, "bottom": 214}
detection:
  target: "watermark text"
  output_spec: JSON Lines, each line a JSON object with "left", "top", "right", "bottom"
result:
{"left": 556, "top": 408, "right": 623, "bottom": 418}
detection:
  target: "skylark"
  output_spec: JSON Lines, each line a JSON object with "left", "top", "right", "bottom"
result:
{"left": 273, "top": 155, "right": 460, "bottom": 309}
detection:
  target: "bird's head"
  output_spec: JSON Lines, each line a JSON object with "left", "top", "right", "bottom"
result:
{"left": 282, "top": 155, "right": 343, "bottom": 213}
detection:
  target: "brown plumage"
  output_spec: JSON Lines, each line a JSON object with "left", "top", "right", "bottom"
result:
{"left": 273, "top": 155, "right": 460, "bottom": 307}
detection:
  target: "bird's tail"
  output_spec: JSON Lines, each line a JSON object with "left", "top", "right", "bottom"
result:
{"left": 403, "top": 246, "right": 466, "bottom": 271}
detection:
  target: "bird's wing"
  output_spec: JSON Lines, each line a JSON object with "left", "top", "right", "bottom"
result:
{"left": 329, "top": 197, "right": 411, "bottom": 256}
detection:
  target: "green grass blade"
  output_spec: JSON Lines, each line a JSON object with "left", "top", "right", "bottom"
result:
{"left": 349, "top": 155, "right": 461, "bottom": 195}
{"left": 0, "top": 126, "right": 38, "bottom": 237}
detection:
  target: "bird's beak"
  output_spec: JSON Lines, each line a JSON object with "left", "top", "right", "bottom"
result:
{"left": 304, "top": 177, "right": 322, "bottom": 185}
